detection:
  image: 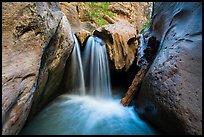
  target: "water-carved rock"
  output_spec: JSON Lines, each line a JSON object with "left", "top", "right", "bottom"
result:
{"left": 109, "top": 2, "right": 150, "bottom": 31}
{"left": 94, "top": 20, "right": 138, "bottom": 71}
{"left": 75, "top": 29, "right": 91, "bottom": 47}
{"left": 135, "top": 2, "right": 202, "bottom": 135}
{"left": 2, "top": 2, "right": 74, "bottom": 135}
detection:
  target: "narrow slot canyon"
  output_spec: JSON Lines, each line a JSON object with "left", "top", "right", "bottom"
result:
{"left": 2, "top": 2, "right": 202, "bottom": 135}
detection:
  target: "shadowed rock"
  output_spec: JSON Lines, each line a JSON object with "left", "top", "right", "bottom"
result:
{"left": 135, "top": 2, "right": 202, "bottom": 135}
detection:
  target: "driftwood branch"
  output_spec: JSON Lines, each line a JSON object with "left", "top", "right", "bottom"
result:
{"left": 103, "top": 15, "right": 116, "bottom": 24}
{"left": 121, "top": 64, "right": 148, "bottom": 107}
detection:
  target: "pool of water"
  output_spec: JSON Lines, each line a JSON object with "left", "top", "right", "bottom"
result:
{"left": 20, "top": 94, "right": 159, "bottom": 135}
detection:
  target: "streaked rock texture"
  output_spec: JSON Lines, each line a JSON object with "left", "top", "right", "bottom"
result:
{"left": 94, "top": 20, "right": 138, "bottom": 71}
{"left": 135, "top": 2, "right": 202, "bottom": 135}
{"left": 59, "top": 2, "right": 96, "bottom": 33}
{"left": 2, "top": 2, "right": 74, "bottom": 135}
{"left": 109, "top": 2, "right": 150, "bottom": 31}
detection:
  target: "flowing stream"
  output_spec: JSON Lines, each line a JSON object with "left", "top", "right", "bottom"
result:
{"left": 20, "top": 34, "right": 158, "bottom": 135}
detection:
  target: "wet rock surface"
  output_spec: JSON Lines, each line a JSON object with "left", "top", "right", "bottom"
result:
{"left": 2, "top": 2, "right": 74, "bottom": 135}
{"left": 135, "top": 2, "right": 202, "bottom": 135}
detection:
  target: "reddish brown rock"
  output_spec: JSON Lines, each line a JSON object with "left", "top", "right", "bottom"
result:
{"left": 94, "top": 20, "right": 138, "bottom": 71}
{"left": 59, "top": 2, "right": 96, "bottom": 33}
{"left": 109, "top": 2, "right": 150, "bottom": 32}
{"left": 2, "top": 2, "right": 74, "bottom": 135}
{"left": 75, "top": 29, "right": 91, "bottom": 46}
{"left": 59, "top": 2, "right": 82, "bottom": 31}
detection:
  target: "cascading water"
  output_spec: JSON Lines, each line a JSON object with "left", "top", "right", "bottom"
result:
{"left": 20, "top": 34, "right": 158, "bottom": 135}
{"left": 137, "top": 34, "right": 148, "bottom": 66}
{"left": 64, "top": 33, "right": 85, "bottom": 95}
{"left": 82, "top": 36, "right": 111, "bottom": 98}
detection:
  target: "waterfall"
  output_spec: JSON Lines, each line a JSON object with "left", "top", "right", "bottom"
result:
{"left": 82, "top": 36, "right": 112, "bottom": 98}
{"left": 64, "top": 33, "right": 85, "bottom": 95}
{"left": 66, "top": 34, "right": 111, "bottom": 98}
{"left": 20, "top": 34, "right": 158, "bottom": 135}
{"left": 149, "top": 2, "right": 154, "bottom": 19}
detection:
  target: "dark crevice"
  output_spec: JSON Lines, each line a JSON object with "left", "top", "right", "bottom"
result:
{"left": 93, "top": 29, "right": 113, "bottom": 45}
{"left": 127, "top": 37, "right": 136, "bottom": 45}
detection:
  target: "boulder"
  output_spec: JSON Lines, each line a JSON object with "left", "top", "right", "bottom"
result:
{"left": 2, "top": 2, "right": 74, "bottom": 135}
{"left": 75, "top": 29, "right": 91, "bottom": 47}
{"left": 135, "top": 2, "right": 202, "bottom": 135}
{"left": 94, "top": 20, "right": 138, "bottom": 71}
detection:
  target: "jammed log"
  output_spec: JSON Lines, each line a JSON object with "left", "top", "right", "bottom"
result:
{"left": 121, "top": 64, "right": 148, "bottom": 106}
{"left": 103, "top": 15, "right": 116, "bottom": 24}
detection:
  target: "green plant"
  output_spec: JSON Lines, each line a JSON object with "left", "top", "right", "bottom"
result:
{"left": 139, "top": 21, "right": 150, "bottom": 34}
{"left": 83, "top": 2, "right": 115, "bottom": 27}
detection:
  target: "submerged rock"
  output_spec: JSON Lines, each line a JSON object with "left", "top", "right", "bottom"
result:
{"left": 94, "top": 20, "right": 138, "bottom": 71}
{"left": 2, "top": 2, "right": 74, "bottom": 135}
{"left": 135, "top": 2, "right": 202, "bottom": 135}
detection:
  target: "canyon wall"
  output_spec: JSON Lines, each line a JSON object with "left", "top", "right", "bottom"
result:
{"left": 2, "top": 2, "right": 74, "bottom": 134}
{"left": 135, "top": 2, "right": 202, "bottom": 135}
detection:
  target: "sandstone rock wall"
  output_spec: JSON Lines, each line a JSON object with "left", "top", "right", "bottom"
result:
{"left": 94, "top": 20, "right": 138, "bottom": 71}
{"left": 2, "top": 2, "right": 74, "bottom": 135}
{"left": 59, "top": 2, "right": 150, "bottom": 72}
{"left": 109, "top": 2, "right": 150, "bottom": 32}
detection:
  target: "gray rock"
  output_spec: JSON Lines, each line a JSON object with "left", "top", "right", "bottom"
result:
{"left": 135, "top": 2, "right": 202, "bottom": 135}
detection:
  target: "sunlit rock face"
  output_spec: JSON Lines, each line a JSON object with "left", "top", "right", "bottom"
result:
{"left": 75, "top": 29, "right": 91, "bottom": 47}
{"left": 59, "top": 2, "right": 96, "bottom": 33}
{"left": 59, "top": 2, "right": 82, "bottom": 31}
{"left": 2, "top": 2, "right": 74, "bottom": 135}
{"left": 135, "top": 2, "right": 202, "bottom": 135}
{"left": 94, "top": 20, "right": 138, "bottom": 72}
{"left": 109, "top": 2, "right": 150, "bottom": 31}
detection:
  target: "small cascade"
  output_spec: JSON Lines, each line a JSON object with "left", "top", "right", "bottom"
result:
{"left": 20, "top": 33, "right": 158, "bottom": 135}
{"left": 149, "top": 2, "right": 154, "bottom": 19}
{"left": 137, "top": 34, "right": 148, "bottom": 66}
{"left": 64, "top": 33, "right": 85, "bottom": 95}
{"left": 82, "top": 36, "right": 112, "bottom": 98}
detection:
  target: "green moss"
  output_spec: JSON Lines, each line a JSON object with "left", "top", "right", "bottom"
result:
{"left": 139, "top": 21, "right": 150, "bottom": 34}
{"left": 83, "top": 2, "right": 115, "bottom": 27}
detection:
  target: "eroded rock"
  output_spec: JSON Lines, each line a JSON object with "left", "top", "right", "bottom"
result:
{"left": 59, "top": 2, "right": 96, "bottom": 33}
{"left": 94, "top": 20, "right": 138, "bottom": 71}
{"left": 135, "top": 2, "right": 202, "bottom": 135}
{"left": 75, "top": 29, "right": 91, "bottom": 46}
{"left": 59, "top": 2, "right": 82, "bottom": 31}
{"left": 109, "top": 2, "right": 150, "bottom": 31}
{"left": 2, "top": 2, "right": 74, "bottom": 135}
